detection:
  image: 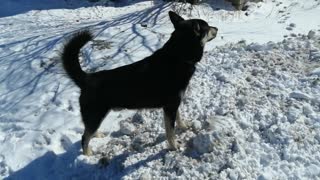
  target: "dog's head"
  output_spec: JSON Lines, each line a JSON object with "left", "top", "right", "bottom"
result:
{"left": 169, "top": 11, "right": 218, "bottom": 47}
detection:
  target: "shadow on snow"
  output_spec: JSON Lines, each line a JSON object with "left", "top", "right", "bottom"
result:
{"left": 0, "top": 0, "right": 154, "bottom": 18}
{"left": 5, "top": 141, "right": 168, "bottom": 179}
{"left": 0, "top": 0, "right": 235, "bottom": 18}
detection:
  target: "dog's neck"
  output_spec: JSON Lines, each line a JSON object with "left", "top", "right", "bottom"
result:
{"left": 155, "top": 32, "right": 204, "bottom": 65}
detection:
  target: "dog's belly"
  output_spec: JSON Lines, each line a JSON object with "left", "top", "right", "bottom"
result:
{"left": 104, "top": 92, "right": 171, "bottom": 109}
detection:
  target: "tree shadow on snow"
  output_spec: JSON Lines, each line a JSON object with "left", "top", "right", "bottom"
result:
{"left": 0, "top": 0, "right": 235, "bottom": 18}
{"left": 205, "top": 0, "right": 235, "bottom": 11}
{"left": 1, "top": 0, "right": 83, "bottom": 18}
{"left": 0, "top": 33, "right": 73, "bottom": 112}
{"left": 0, "top": 0, "right": 150, "bottom": 18}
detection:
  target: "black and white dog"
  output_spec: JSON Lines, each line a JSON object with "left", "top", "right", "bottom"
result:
{"left": 62, "top": 11, "right": 218, "bottom": 155}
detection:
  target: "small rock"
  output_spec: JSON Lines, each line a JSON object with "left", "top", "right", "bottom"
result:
{"left": 290, "top": 33, "right": 297, "bottom": 37}
{"left": 140, "top": 22, "right": 148, "bottom": 28}
{"left": 231, "top": 139, "right": 242, "bottom": 153}
{"left": 308, "top": 30, "right": 316, "bottom": 39}
{"left": 245, "top": 76, "right": 252, "bottom": 82}
{"left": 119, "top": 121, "right": 136, "bottom": 135}
{"left": 132, "top": 113, "right": 144, "bottom": 124}
{"left": 215, "top": 106, "right": 229, "bottom": 115}
{"left": 286, "top": 27, "right": 293, "bottom": 31}
{"left": 214, "top": 72, "right": 229, "bottom": 82}
{"left": 192, "top": 120, "right": 202, "bottom": 130}
{"left": 309, "top": 49, "right": 320, "bottom": 61}
{"left": 238, "top": 39, "right": 246, "bottom": 44}
{"left": 289, "top": 23, "right": 296, "bottom": 27}
{"left": 132, "top": 136, "right": 145, "bottom": 152}
{"left": 193, "top": 132, "right": 214, "bottom": 154}
{"left": 236, "top": 98, "right": 248, "bottom": 109}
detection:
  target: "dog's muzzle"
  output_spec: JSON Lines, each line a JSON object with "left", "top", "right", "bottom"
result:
{"left": 207, "top": 26, "right": 218, "bottom": 42}
{"left": 201, "top": 26, "right": 218, "bottom": 46}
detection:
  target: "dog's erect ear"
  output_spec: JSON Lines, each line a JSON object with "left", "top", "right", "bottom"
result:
{"left": 169, "top": 11, "right": 184, "bottom": 28}
{"left": 193, "top": 22, "right": 201, "bottom": 36}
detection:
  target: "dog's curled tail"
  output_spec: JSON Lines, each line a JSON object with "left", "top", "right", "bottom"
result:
{"left": 62, "top": 31, "right": 93, "bottom": 88}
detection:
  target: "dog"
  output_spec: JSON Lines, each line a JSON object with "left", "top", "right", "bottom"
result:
{"left": 62, "top": 11, "right": 218, "bottom": 155}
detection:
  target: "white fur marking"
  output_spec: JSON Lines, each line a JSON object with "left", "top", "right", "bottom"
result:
{"left": 201, "top": 28, "right": 217, "bottom": 46}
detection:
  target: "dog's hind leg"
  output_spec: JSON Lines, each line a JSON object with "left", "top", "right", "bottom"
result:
{"left": 176, "top": 111, "right": 188, "bottom": 130}
{"left": 82, "top": 129, "right": 94, "bottom": 156}
{"left": 81, "top": 107, "right": 109, "bottom": 156}
{"left": 93, "top": 132, "right": 105, "bottom": 138}
{"left": 163, "top": 105, "right": 180, "bottom": 150}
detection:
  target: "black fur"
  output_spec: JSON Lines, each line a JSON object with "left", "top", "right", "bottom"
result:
{"left": 62, "top": 31, "right": 92, "bottom": 88}
{"left": 62, "top": 11, "right": 218, "bottom": 154}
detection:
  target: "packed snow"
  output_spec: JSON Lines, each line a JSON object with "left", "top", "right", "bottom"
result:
{"left": 1, "top": 0, "right": 320, "bottom": 179}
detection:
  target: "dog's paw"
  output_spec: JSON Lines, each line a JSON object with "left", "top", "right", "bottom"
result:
{"left": 93, "top": 132, "right": 106, "bottom": 138}
{"left": 83, "top": 148, "right": 93, "bottom": 156}
{"left": 167, "top": 141, "right": 185, "bottom": 151}
{"left": 177, "top": 120, "right": 187, "bottom": 129}
{"left": 177, "top": 119, "right": 192, "bottom": 131}
{"left": 167, "top": 144, "right": 177, "bottom": 151}
{"left": 167, "top": 139, "right": 179, "bottom": 151}
{"left": 177, "top": 120, "right": 189, "bottom": 131}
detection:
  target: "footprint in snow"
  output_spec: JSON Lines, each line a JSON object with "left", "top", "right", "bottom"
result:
{"left": 0, "top": 155, "right": 10, "bottom": 177}
{"left": 60, "top": 134, "right": 73, "bottom": 151}
{"left": 285, "top": 23, "right": 296, "bottom": 31}
{"left": 34, "top": 133, "right": 51, "bottom": 146}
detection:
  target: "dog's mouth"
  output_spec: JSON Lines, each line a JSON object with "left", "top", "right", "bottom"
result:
{"left": 207, "top": 26, "right": 218, "bottom": 42}
{"left": 201, "top": 26, "right": 218, "bottom": 46}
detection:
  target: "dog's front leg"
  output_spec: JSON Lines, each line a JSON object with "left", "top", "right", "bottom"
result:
{"left": 163, "top": 105, "right": 179, "bottom": 150}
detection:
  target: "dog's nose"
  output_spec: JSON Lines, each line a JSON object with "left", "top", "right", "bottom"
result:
{"left": 210, "top": 26, "right": 218, "bottom": 37}
{"left": 212, "top": 27, "right": 218, "bottom": 31}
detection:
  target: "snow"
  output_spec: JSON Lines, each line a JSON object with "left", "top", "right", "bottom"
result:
{"left": 1, "top": 0, "right": 320, "bottom": 179}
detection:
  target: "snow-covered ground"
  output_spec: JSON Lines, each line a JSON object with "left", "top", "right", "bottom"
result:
{"left": 1, "top": 0, "right": 320, "bottom": 179}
